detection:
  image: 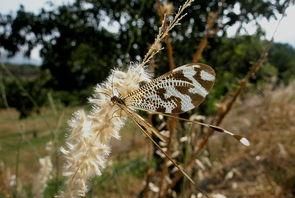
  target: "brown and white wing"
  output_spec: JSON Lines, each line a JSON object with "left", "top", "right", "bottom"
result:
{"left": 124, "top": 63, "right": 215, "bottom": 114}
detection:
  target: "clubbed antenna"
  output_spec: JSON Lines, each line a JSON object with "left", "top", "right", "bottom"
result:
{"left": 157, "top": 113, "right": 250, "bottom": 146}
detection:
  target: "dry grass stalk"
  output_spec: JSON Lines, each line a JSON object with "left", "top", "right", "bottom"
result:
{"left": 139, "top": 0, "right": 194, "bottom": 68}
{"left": 155, "top": 1, "right": 179, "bottom": 196}
{"left": 156, "top": 0, "right": 176, "bottom": 70}
{"left": 192, "top": 0, "right": 224, "bottom": 63}
{"left": 192, "top": 11, "right": 219, "bottom": 63}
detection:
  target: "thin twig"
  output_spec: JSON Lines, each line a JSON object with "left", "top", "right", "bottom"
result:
{"left": 155, "top": 0, "right": 176, "bottom": 70}
{"left": 139, "top": 0, "right": 193, "bottom": 68}
{"left": 192, "top": 0, "right": 224, "bottom": 63}
{"left": 154, "top": 1, "right": 179, "bottom": 196}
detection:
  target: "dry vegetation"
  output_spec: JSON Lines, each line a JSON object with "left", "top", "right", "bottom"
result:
{"left": 204, "top": 83, "right": 295, "bottom": 198}
{"left": 0, "top": 83, "right": 294, "bottom": 197}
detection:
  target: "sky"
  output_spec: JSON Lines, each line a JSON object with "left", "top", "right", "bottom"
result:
{"left": 0, "top": 0, "right": 294, "bottom": 65}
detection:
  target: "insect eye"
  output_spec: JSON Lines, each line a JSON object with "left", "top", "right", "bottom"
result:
{"left": 139, "top": 81, "right": 147, "bottom": 88}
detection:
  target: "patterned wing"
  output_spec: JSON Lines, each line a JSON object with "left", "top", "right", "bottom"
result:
{"left": 124, "top": 63, "right": 215, "bottom": 114}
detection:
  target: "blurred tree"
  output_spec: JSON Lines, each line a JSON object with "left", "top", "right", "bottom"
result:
{"left": 0, "top": 71, "right": 48, "bottom": 118}
{"left": 206, "top": 35, "right": 266, "bottom": 98}
{"left": 0, "top": 0, "right": 291, "bottom": 91}
{"left": 269, "top": 43, "right": 295, "bottom": 84}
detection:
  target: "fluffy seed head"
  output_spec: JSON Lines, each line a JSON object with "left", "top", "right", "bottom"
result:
{"left": 58, "top": 63, "right": 151, "bottom": 197}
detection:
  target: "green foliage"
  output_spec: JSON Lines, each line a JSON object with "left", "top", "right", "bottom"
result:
{"left": 1, "top": 75, "right": 48, "bottom": 118}
{"left": 206, "top": 36, "right": 263, "bottom": 97}
{"left": 0, "top": 0, "right": 290, "bottom": 91}
{"left": 269, "top": 43, "right": 295, "bottom": 84}
{"left": 0, "top": 64, "right": 92, "bottom": 117}
{"left": 51, "top": 88, "right": 92, "bottom": 106}
{"left": 206, "top": 35, "right": 293, "bottom": 95}
{"left": 195, "top": 35, "right": 294, "bottom": 114}
{"left": 43, "top": 178, "right": 64, "bottom": 198}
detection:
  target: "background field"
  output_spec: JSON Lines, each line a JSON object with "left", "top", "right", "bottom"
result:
{"left": 0, "top": 83, "right": 294, "bottom": 197}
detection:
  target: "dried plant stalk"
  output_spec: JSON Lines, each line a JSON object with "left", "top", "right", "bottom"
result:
{"left": 192, "top": 0, "right": 224, "bottom": 63}
{"left": 156, "top": 0, "right": 176, "bottom": 70}
{"left": 139, "top": 0, "right": 194, "bottom": 68}
{"left": 192, "top": 11, "right": 219, "bottom": 63}
{"left": 155, "top": 1, "right": 179, "bottom": 196}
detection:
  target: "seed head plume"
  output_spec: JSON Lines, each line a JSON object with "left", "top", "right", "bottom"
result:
{"left": 57, "top": 64, "right": 151, "bottom": 197}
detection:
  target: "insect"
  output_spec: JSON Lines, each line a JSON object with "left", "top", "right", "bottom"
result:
{"left": 110, "top": 63, "right": 250, "bottom": 184}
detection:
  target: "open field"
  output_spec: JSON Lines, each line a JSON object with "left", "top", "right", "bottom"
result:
{"left": 0, "top": 83, "right": 294, "bottom": 197}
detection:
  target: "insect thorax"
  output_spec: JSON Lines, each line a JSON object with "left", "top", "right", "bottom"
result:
{"left": 111, "top": 96, "right": 126, "bottom": 105}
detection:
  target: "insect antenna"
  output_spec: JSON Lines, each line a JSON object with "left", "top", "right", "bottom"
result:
{"left": 152, "top": 113, "right": 250, "bottom": 146}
